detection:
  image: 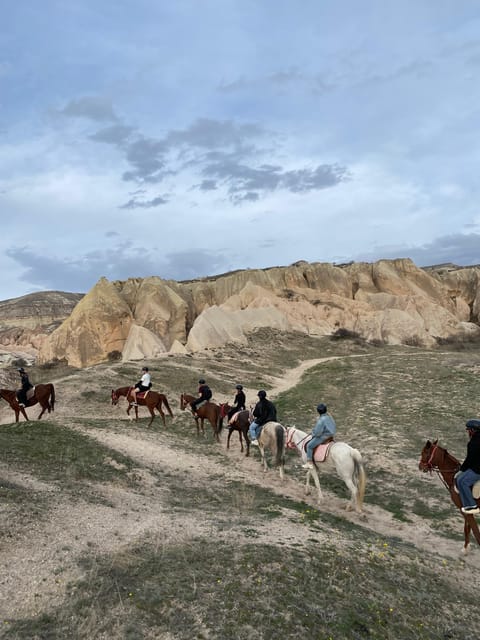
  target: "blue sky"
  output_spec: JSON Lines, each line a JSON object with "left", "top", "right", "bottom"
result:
{"left": 1, "top": 1, "right": 479, "bottom": 299}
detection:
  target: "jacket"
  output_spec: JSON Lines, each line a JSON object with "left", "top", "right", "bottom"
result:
{"left": 311, "top": 414, "right": 336, "bottom": 440}
{"left": 233, "top": 390, "right": 246, "bottom": 410}
{"left": 460, "top": 431, "right": 480, "bottom": 474}
{"left": 252, "top": 398, "right": 277, "bottom": 426}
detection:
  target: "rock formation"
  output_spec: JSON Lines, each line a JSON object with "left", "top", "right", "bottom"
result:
{"left": 29, "top": 258, "right": 480, "bottom": 368}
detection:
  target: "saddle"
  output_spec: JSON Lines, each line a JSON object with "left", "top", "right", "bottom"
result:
{"left": 303, "top": 437, "right": 334, "bottom": 463}
{"left": 136, "top": 390, "right": 149, "bottom": 400}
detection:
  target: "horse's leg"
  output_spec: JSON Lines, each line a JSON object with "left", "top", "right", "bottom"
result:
{"left": 238, "top": 429, "right": 244, "bottom": 453}
{"left": 147, "top": 407, "right": 155, "bottom": 427}
{"left": 244, "top": 427, "right": 250, "bottom": 457}
{"left": 37, "top": 402, "right": 47, "bottom": 420}
{"left": 226, "top": 428, "right": 232, "bottom": 449}
{"left": 462, "top": 517, "right": 471, "bottom": 554}
{"left": 259, "top": 445, "right": 268, "bottom": 473}
{"left": 308, "top": 468, "right": 323, "bottom": 504}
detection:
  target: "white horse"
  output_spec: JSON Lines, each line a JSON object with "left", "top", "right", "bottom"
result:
{"left": 286, "top": 426, "right": 366, "bottom": 512}
{"left": 257, "top": 421, "right": 287, "bottom": 480}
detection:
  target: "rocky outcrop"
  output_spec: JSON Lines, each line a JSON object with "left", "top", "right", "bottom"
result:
{"left": 0, "top": 291, "right": 83, "bottom": 361}
{"left": 1, "top": 258, "right": 476, "bottom": 368}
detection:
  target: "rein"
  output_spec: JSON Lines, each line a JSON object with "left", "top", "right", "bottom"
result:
{"left": 286, "top": 427, "right": 309, "bottom": 450}
{"left": 422, "top": 444, "right": 460, "bottom": 491}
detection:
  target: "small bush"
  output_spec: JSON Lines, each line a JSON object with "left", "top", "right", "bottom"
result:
{"left": 402, "top": 335, "right": 424, "bottom": 347}
{"left": 330, "top": 328, "right": 361, "bottom": 341}
{"left": 107, "top": 350, "right": 122, "bottom": 362}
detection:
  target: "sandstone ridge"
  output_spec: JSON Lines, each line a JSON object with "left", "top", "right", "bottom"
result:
{"left": 31, "top": 258, "right": 480, "bottom": 367}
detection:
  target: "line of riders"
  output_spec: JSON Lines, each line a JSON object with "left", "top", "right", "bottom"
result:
{"left": 13, "top": 365, "right": 480, "bottom": 517}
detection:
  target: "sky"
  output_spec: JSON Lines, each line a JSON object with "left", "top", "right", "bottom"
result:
{"left": 1, "top": 1, "right": 480, "bottom": 300}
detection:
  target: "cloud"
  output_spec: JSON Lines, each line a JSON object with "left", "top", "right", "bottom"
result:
{"left": 59, "top": 96, "right": 118, "bottom": 122}
{"left": 89, "top": 124, "right": 135, "bottom": 146}
{"left": 354, "top": 233, "right": 480, "bottom": 267}
{"left": 5, "top": 243, "right": 231, "bottom": 293}
{"left": 119, "top": 195, "right": 168, "bottom": 209}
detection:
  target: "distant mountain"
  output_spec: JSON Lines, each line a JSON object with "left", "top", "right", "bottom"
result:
{"left": 0, "top": 291, "right": 83, "bottom": 365}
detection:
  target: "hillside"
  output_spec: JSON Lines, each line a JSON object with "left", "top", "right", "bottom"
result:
{"left": 0, "top": 329, "right": 479, "bottom": 638}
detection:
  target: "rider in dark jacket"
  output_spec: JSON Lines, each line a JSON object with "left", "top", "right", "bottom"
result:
{"left": 248, "top": 390, "right": 277, "bottom": 444}
{"left": 16, "top": 367, "right": 33, "bottom": 407}
{"left": 191, "top": 379, "right": 212, "bottom": 413}
{"left": 456, "top": 419, "right": 480, "bottom": 515}
{"left": 227, "top": 384, "right": 246, "bottom": 421}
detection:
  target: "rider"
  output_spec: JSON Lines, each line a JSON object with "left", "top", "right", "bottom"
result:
{"left": 249, "top": 390, "right": 277, "bottom": 446}
{"left": 456, "top": 419, "right": 480, "bottom": 515}
{"left": 227, "top": 384, "right": 246, "bottom": 421}
{"left": 303, "top": 403, "right": 337, "bottom": 469}
{"left": 16, "top": 367, "right": 33, "bottom": 408}
{"left": 131, "top": 366, "right": 152, "bottom": 406}
{"left": 191, "top": 379, "right": 212, "bottom": 414}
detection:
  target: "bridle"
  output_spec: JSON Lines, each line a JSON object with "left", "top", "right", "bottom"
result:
{"left": 286, "top": 426, "right": 309, "bottom": 450}
{"left": 420, "top": 443, "right": 460, "bottom": 491}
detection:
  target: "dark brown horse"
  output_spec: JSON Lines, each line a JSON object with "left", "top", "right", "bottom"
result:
{"left": 180, "top": 393, "right": 223, "bottom": 442}
{"left": 220, "top": 403, "right": 251, "bottom": 456}
{"left": 0, "top": 385, "right": 55, "bottom": 422}
{"left": 419, "top": 439, "right": 480, "bottom": 553}
{"left": 111, "top": 387, "right": 173, "bottom": 427}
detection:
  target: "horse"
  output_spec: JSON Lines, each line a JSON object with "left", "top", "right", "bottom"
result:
{"left": 220, "top": 404, "right": 251, "bottom": 456}
{"left": 0, "top": 385, "right": 55, "bottom": 422}
{"left": 286, "top": 426, "right": 366, "bottom": 512}
{"left": 256, "top": 421, "right": 287, "bottom": 479}
{"left": 111, "top": 387, "right": 173, "bottom": 427}
{"left": 180, "top": 393, "right": 223, "bottom": 442}
{"left": 419, "top": 439, "right": 480, "bottom": 553}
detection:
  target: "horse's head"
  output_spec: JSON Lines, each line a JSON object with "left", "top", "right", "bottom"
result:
{"left": 418, "top": 439, "right": 439, "bottom": 472}
{"left": 180, "top": 393, "right": 189, "bottom": 410}
{"left": 111, "top": 389, "right": 119, "bottom": 406}
{"left": 219, "top": 403, "right": 231, "bottom": 419}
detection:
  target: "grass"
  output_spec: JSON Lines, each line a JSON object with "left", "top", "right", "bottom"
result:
{"left": 4, "top": 534, "right": 478, "bottom": 640}
{"left": 0, "top": 422, "right": 138, "bottom": 490}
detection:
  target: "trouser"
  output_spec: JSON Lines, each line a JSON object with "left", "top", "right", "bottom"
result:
{"left": 457, "top": 469, "right": 480, "bottom": 508}
{"left": 306, "top": 436, "right": 328, "bottom": 461}
{"left": 249, "top": 421, "right": 262, "bottom": 441}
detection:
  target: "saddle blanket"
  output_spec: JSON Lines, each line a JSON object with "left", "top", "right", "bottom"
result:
{"left": 313, "top": 442, "right": 334, "bottom": 463}
{"left": 26, "top": 387, "right": 35, "bottom": 400}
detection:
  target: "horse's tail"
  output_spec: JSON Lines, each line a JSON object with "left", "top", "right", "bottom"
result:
{"left": 162, "top": 395, "right": 173, "bottom": 417}
{"left": 274, "top": 424, "right": 286, "bottom": 469}
{"left": 49, "top": 384, "right": 55, "bottom": 412}
{"left": 352, "top": 449, "right": 366, "bottom": 510}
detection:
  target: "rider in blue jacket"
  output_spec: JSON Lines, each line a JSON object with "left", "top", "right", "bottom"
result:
{"left": 303, "top": 403, "right": 336, "bottom": 469}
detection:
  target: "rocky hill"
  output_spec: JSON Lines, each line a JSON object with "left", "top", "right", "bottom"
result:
{"left": 0, "top": 291, "right": 83, "bottom": 367}
{"left": 1, "top": 259, "right": 479, "bottom": 369}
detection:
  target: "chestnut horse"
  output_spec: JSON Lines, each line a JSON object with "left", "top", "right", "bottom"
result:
{"left": 220, "top": 403, "right": 251, "bottom": 456}
{"left": 111, "top": 387, "right": 173, "bottom": 427}
{"left": 419, "top": 439, "right": 480, "bottom": 553}
{"left": 0, "top": 385, "right": 55, "bottom": 422}
{"left": 180, "top": 393, "right": 223, "bottom": 442}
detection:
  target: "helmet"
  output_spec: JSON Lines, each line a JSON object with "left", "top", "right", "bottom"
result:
{"left": 466, "top": 419, "right": 480, "bottom": 431}
{"left": 317, "top": 403, "right": 327, "bottom": 414}
{"left": 142, "top": 366, "right": 149, "bottom": 372}
{"left": 198, "top": 379, "right": 206, "bottom": 384}
{"left": 18, "top": 368, "right": 25, "bottom": 373}
{"left": 257, "top": 390, "right": 267, "bottom": 399}
{"left": 236, "top": 384, "right": 243, "bottom": 390}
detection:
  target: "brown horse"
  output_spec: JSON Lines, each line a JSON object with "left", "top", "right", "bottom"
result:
{"left": 419, "top": 439, "right": 480, "bottom": 553}
{"left": 111, "top": 386, "right": 173, "bottom": 427}
{"left": 0, "top": 385, "right": 55, "bottom": 422}
{"left": 220, "top": 403, "right": 251, "bottom": 456}
{"left": 180, "top": 393, "right": 223, "bottom": 442}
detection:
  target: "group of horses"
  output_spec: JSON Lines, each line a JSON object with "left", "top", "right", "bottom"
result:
{"left": 2, "top": 380, "right": 477, "bottom": 546}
